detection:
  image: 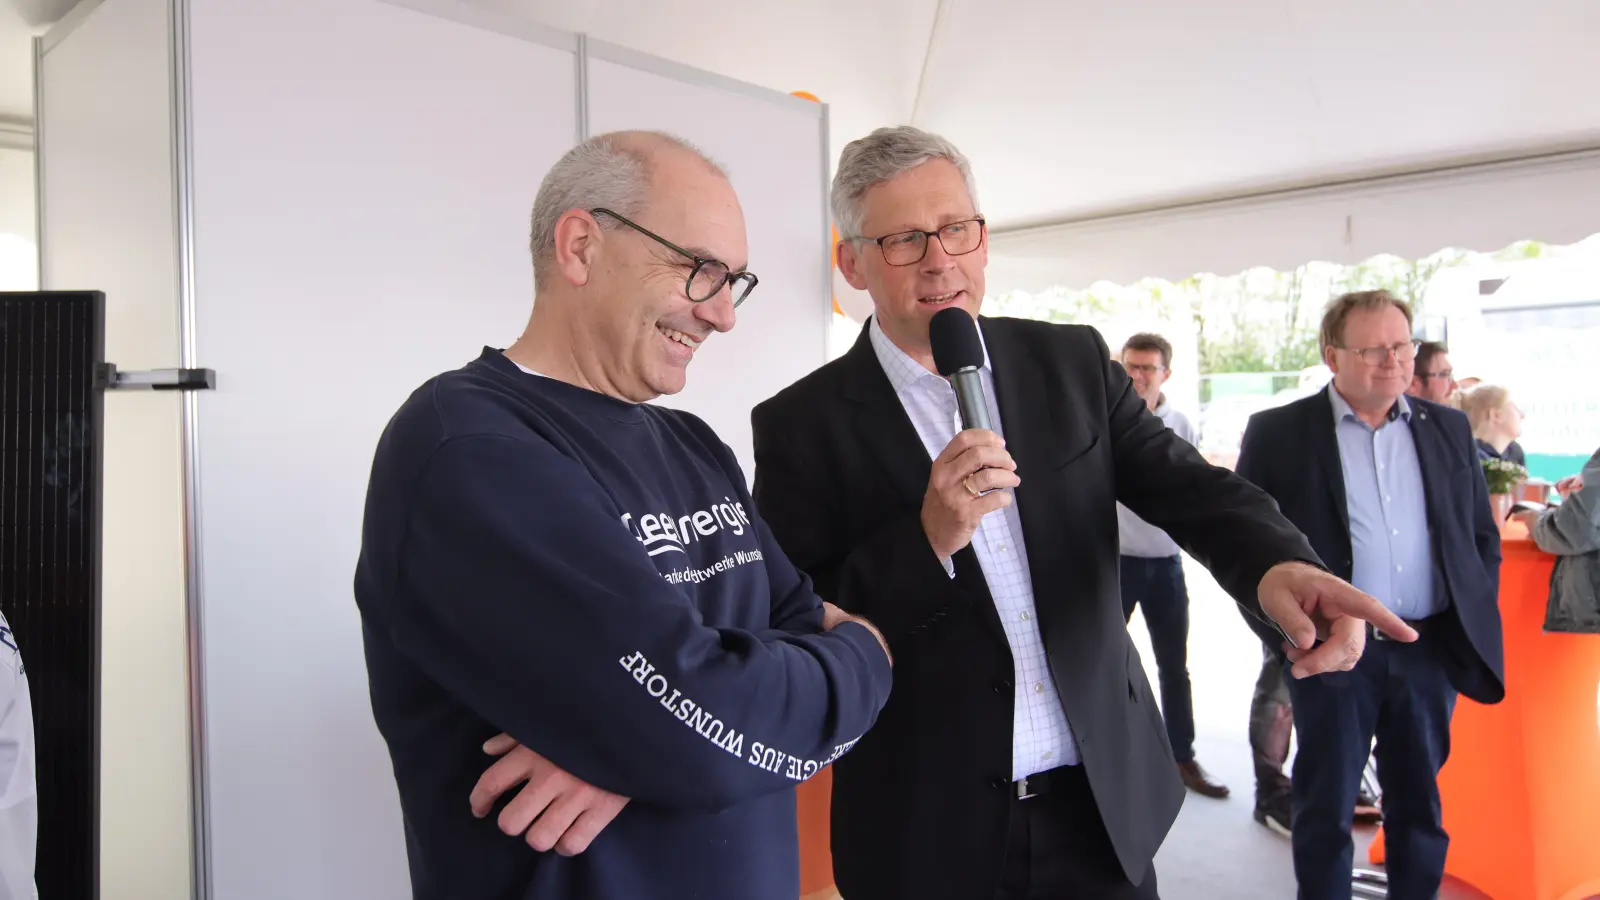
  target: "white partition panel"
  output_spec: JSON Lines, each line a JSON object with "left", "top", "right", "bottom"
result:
{"left": 585, "top": 41, "right": 832, "bottom": 482}
{"left": 36, "top": 0, "right": 196, "bottom": 895}
{"left": 184, "top": 1, "right": 577, "bottom": 896}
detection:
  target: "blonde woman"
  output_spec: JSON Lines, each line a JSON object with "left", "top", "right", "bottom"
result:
{"left": 1461, "top": 384, "right": 1527, "bottom": 467}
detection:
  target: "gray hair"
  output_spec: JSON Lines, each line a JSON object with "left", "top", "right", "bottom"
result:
{"left": 529, "top": 131, "right": 724, "bottom": 288}
{"left": 831, "top": 126, "right": 980, "bottom": 240}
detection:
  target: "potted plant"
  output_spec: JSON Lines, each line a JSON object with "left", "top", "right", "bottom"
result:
{"left": 1481, "top": 457, "right": 1529, "bottom": 525}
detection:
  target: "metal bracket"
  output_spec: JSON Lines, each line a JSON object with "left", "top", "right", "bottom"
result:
{"left": 1352, "top": 868, "right": 1388, "bottom": 898}
{"left": 96, "top": 363, "right": 216, "bottom": 391}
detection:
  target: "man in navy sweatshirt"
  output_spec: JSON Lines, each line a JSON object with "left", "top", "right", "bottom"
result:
{"left": 353, "top": 130, "right": 893, "bottom": 900}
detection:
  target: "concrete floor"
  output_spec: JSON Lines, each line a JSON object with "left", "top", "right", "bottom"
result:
{"left": 1131, "top": 558, "right": 1493, "bottom": 900}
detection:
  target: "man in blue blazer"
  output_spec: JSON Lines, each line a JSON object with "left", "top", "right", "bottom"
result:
{"left": 1236, "top": 290, "right": 1505, "bottom": 900}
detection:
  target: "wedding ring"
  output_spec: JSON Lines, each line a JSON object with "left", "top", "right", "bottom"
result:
{"left": 964, "top": 474, "right": 981, "bottom": 497}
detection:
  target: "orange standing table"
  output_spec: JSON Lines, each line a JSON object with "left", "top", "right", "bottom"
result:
{"left": 798, "top": 766, "right": 838, "bottom": 900}
{"left": 1369, "top": 526, "right": 1600, "bottom": 900}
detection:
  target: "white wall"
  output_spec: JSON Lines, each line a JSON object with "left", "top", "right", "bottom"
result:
{"left": 186, "top": 1, "right": 576, "bottom": 896}
{"left": 584, "top": 42, "right": 831, "bottom": 481}
{"left": 36, "top": 0, "right": 194, "bottom": 896}
{"left": 0, "top": 147, "right": 37, "bottom": 290}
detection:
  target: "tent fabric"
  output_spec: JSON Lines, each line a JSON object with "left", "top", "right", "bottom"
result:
{"left": 987, "top": 149, "right": 1600, "bottom": 293}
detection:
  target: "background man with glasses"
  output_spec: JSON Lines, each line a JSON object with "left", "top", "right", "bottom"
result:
{"left": 751, "top": 126, "right": 1414, "bottom": 900}
{"left": 1115, "top": 333, "right": 1231, "bottom": 801}
{"left": 1408, "top": 340, "right": 1457, "bottom": 405}
{"left": 1235, "top": 290, "right": 1504, "bottom": 900}
{"left": 354, "top": 130, "right": 892, "bottom": 900}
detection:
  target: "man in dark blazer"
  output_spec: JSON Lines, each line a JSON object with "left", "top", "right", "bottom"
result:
{"left": 1235, "top": 290, "right": 1504, "bottom": 900}
{"left": 751, "top": 126, "right": 1417, "bottom": 900}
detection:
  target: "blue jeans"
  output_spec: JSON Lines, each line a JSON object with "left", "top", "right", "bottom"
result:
{"left": 1286, "top": 634, "right": 1456, "bottom": 900}
{"left": 1119, "top": 555, "right": 1195, "bottom": 764}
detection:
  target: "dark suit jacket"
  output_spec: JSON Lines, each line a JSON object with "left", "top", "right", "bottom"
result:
{"left": 1235, "top": 389, "right": 1505, "bottom": 704}
{"left": 751, "top": 317, "right": 1321, "bottom": 899}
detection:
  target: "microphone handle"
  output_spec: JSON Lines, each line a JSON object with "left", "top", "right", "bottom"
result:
{"left": 950, "top": 368, "right": 991, "bottom": 432}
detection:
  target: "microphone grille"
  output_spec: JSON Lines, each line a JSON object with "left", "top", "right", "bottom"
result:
{"left": 929, "top": 308, "right": 985, "bottom": 375}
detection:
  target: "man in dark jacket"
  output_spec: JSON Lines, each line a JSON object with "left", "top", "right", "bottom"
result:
{"left": 1236, "top": 290, "right": 1504, "bottom": 900}
{"left": 749, "top": 126, "right": 1416, "bottom": 900}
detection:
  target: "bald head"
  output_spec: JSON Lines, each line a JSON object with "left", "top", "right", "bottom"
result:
{"left": 529, "top": 131, "right": 727, "bottom": 288}
{"left": 513, "top": 130, "right": 747, "bottom": 403}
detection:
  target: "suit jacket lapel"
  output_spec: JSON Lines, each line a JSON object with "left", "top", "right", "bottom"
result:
{"left": 1407, "top": 404, "right": 1446, "bottom": 524}
{"left": 840, "top": 318, "right": 1010, "bottom": 650}
{"left": 838, "top": 320, "right": 933, "bottom": 509}
{"left": 984, "top": 318, "right": 1071, "bottom": 475}
{"left": 1309, "top": 389, "right": 1351, "bottom": 537}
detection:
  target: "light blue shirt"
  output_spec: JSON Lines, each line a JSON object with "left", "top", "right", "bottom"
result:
{"left": 1329, "top": 385, "right": 1443, "bottom": 619}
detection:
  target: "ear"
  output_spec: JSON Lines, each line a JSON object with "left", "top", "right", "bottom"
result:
{"left": 836, "top": 240, "right": 869, "bottom": 291}
{"left": 552, "top": 210, "right": 604, "bottom": 287}
{"left": 1322, "top": 344, "right": 1339, "bottom": 373}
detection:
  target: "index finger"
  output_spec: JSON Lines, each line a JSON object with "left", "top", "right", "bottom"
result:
{"left": 951, "top": 444, "right": 1017, "bottom": 474}
{"left": 483, "top": 733, "right": 518, "bottom": 756}
{"left": 936, "top": 429, "right": 1004, "bottom": 464}
{"left": 470, "top": 751, "right": 533, "bottom": 818}
{"left": 1332, "top": 584, "right": 1417, "bottom": 642}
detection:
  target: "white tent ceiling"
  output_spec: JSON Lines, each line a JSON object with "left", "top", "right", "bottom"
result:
{"left": 7, "top": 0, "right": 1600, "bottom": 288}
{"left": 475, "top": 0, "right": 1600, "bottom": 229}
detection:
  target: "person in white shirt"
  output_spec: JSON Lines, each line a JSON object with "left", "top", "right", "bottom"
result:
{"left": 0, "top": 611, "right": 37, "bottom": 900}
{"left": 1115, "top": 333, "right": 1229, "bottom": 799}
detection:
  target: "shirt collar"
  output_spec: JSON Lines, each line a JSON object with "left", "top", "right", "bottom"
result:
{"left": 868, "top": 314, "right": 991, "bottom": 395}
{"left": 1328, "top": 382, "right": 1411, "bottom": 427}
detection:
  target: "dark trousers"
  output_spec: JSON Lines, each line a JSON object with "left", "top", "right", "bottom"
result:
{"left": 1119, "top": 555, "right": 1195, "bottom": 763}
{"left": 1250, "top": 640, "right": 1294, "bottom": 807}
{"left": 1285, "top": 634, "right": 1456, "bottom": 900}
{"left": 996, "top": 765, "right": 1160, "bottom": 900}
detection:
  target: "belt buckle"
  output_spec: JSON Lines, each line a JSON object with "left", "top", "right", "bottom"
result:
{"left": 1015, "top": 777, "right": 1037, "bottom": 800}
{"left": 1369, "top": 619, "right": 1416, "bottom": 642}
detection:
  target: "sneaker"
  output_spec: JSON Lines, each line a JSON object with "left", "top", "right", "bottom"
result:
{"left": 1254, "top": 801, "right": 1292, "bottom": 838}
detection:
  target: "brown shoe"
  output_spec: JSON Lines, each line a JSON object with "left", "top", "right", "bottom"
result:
{"left": 1177, "top": 761, "right": 1230, "bottom": 799}
{"left": 1354, "top": 786, "right": 1383, "bottom": 824}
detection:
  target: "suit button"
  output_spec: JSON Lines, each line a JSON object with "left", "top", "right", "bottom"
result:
{"left": 993, "top": 678, "right": 1012, "bottom": 694}
{"left": 990, "top": 777, "right": 1008, "bottom": 791}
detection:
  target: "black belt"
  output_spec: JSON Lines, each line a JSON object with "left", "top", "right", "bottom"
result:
{"left": 1011, "top": 765, "right": 1081, "bottom": 801}
{"left": 1368, "top": 615, "right": 1434, "bottom": 643}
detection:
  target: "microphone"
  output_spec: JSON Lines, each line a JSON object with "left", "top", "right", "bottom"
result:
{"left": 929, "top": 307, "right": 991, "bottom": 433}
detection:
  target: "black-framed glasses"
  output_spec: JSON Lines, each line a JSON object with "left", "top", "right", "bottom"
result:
{"left": 1122, "top": 363, "right": 1166, "bottom": 376}
{"left": 856, "top": 217, "right": 986, "bottom": 266}
{"left": 1338, "top": 340, "right": 1421, "bottom": 366}
{"left": 591, "top": 208, "right": 758, "bottom": 307}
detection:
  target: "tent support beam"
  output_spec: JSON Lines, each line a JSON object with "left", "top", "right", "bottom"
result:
{"left": 909, "top": 0, "right": 950, "bottom": 127}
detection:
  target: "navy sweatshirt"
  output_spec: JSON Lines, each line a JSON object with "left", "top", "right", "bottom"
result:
{"left": 354, "top": 348, "right": 892, "bottom": 900}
